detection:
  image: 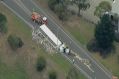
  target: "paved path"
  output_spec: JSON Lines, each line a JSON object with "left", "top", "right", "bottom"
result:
{"left": 1, "top": 0, "right": 113, "bottom": 79}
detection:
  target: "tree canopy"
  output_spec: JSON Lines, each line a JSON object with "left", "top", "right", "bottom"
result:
{"left": 0, "top": 13, "right": 7, "bottom": 33}
{"left": 7, "top": 35, "right": 24, "bottom": 50}
{"left": 71, "top": 0, "right": 90, "bottom": 15}
{"left": 66, "top": 67, "right": 80, "bottom": 79}
{"left": 48, "top": 0, "right": 90, "bottom": 20}
{"left": 36, "top": 57, "right": 46, "bottom": 72}
{"left": 49, "top": 71, "right": 57, "bottom": 79}
{"left": 48, "top": 0, "right": 69, "bottom": 20}
{"left": 94, "top": 1, "right": 112, "bottom": 17}
{"left": 95, "top": 13, "right": 115, "bottom": 52}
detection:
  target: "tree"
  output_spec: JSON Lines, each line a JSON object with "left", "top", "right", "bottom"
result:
{"left": 48, "top": 0, "right": 69, "bottom": 20}
{"left": 0, "top": 13, "right": 7, "bottom": 33}
{"left": 7, "top": 35, "right": 24, "bottom": 50}
{"left": 54, "top": 3, "right": 68, "bottom": 20}
{"left": 49, "top": 71, "right": 57, "bottom": 79}
{"left": 95, "top": 13, "right": 115, "bottom": 53}
{"left": 66, "top": 67, "right": 80, "bottom": 79}
{"left": 36, "top": 57, "right": 46, "bottom": 72}
{"left": 71, "top": 0, "right": 90, "bottom": 15}
{"left": 94, "top": 1, "right": 112, "bottom": 17}
{"left": 48, "top": 0, "right": 59, "bottom": 11}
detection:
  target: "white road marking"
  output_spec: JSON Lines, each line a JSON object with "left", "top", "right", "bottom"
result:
{"left": 30, "top": 0, "right": 112, "bottom": 78}
{"left": 2, "top": 0, "right": 112, "bottom": 78}
{"left": 2, "top": 2, "right": 34, "bottom": 29}
{"left": 13, "top": 0, "right": 31, "bottom": 16}
{"left": 61, "top": 53, "right": 92, "bottom": 79}
{"left": 2, "top": 2, "right": 93, "bottom": 79}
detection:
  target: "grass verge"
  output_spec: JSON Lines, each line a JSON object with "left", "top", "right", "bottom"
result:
{"left": 35, "top": 0, "right": 119, "bottom": 78}
{"left": 0, "top": 3, "right": 86, "bottom": 79}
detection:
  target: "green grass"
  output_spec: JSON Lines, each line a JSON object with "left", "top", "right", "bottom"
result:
{"left": 35, "top": 47, "right": 70, "bottom": 72}
{"left": 36, "top": 0, "right": 119, "bottom": 78}
{"left": 66, "top": 25, "right": 87, "bottom": 44}
{"left": 8, "top": 13, "right": 32, "bottom": 40}
{"left": 49, "top": 53, "right": 86, "bottom": 79}
{"left": 37, "top": 46, "right": 86, "bottom": 79}
{"left": 92, "top": 49, "right": 119, "bottom": 77}
{"left": 0, "top": 58, "right": 28, "bottom": 79}
{"left": 0, "top": 4, "right": 31, "bottom": 79}
{"left": 65, "top": 17, "right": 119, "bottom": 77}
{"left": 64, "top": 17, "right": 95, "bottom": 45}
{"left": 0, "top": 4, "right": 87, "bottom": 79}
{"left": 38, "top": 49, "right": 87, "bottom": 79}
{"left": 49, "top": 53, "right": 71, "bottom": 72}
{"left": 36, "top": 46, "right": 72, "bottom": 73}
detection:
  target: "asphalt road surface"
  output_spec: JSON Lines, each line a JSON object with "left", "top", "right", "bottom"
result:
{"left": 1, "top": 0, "right": 113, "bottom": 79}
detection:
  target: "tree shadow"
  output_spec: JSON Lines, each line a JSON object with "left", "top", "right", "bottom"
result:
{"left": 87, "top": 39, "right": 116, "bottom": 59}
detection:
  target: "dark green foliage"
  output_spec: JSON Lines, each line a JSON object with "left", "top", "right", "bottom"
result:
{"left": 87, "top": 39, "right": 99, "bottom": 52}
{"left": 66, "top": 67, "right": 80, "bottom": 79}
{"left": 0, "top": 13, "right": 7, "bottom": 33}
{"left": 95, "top": 14, "right": 115, "bottom": 52}
{"left": 71, "top": 0, "right": 90, "bottom": 15}
{"left": 48, "top": 0, "right": 69, "bottom": 20}
{"left": 36, "top": 57, "right": 46, "bottom": 72}
{"left": 49, "top": 71, "right": 57, "bottom": 79}
{"left": 7, "top": 35, "right": 24, "bottom": 50}
{"left": 94, "top": 1, "right": 112, "bottom": 17}
{"left": 54, "top": 3, "right": 68, "bottom": 20}
{"left": 48, "top": 0, "right": 59, "bottom": 11}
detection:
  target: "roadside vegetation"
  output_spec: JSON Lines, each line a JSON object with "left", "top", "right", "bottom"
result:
{"left": 48, "top": 71, "right": 57, "bottom": 79}
{"left": 0, "top": 3, "right": 86, "bottom": 79}
{"left": 66, "top": 67, "right": 86, "bottom": 79}
{"left": 0, "top": 13, "right": 7, "bottom": 33}
{"left": 36, "top": 56, "right": 46, "bottom": 72}
{"left": 7, "top": 34, "right": 24, "bottom": 50}
{"left": 48, "top": 0, "right": 69, "bottom": 21}
{"left": 70, "top": 0, "right": 90, "bottom": 15}
{"left": 36, "top": 0, "right": 119, "bottom": 77}
{"left": 87, "top": 14, "right": 115, "bottom": 57}
{"left": 94, "top": 1, "right": 112, "bottom": 18}
{"left": 48, "top": 0, "right": 90, "bottom": 20}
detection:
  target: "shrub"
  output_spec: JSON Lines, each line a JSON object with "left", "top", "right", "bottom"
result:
{"left": 0, "top": 13, "right": 7, "bottom": 33}
{"left": 48, "top": 0, "right": 59, "bottom": 11}
{"left": 49, "top": 71, "right": 57, "bottom": 79}
{"left": 36, "top": 57, "right": 46, "bottom": 72}
{"left": 48, "top": 0, "right": 69, "bottom": 21}
{"left": 66, "top": 67, "right": 79, "bottom": 79}
{"left": 87, "top": 39, "right": 99, "bottom": 52}
{"left": 7, "top": 35, "right": 24, "bottom": 50}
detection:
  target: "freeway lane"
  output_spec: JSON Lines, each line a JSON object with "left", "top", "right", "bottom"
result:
{"left": 21, "top": 0, "right": 112, "bottom": 79}
{"left": 1, "top": 1, "right": 93, "bottom": 78}
{"left": 2, "top": 0, "right": 112, "bottom": 79}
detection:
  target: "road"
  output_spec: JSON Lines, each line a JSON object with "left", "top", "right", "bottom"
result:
{"left": 1, "top": 0, "right": 112, "bottom": 79}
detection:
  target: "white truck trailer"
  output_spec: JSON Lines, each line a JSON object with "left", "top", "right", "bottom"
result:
{"left": 40, "top": 24, "right": 70, "bottom": 54}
